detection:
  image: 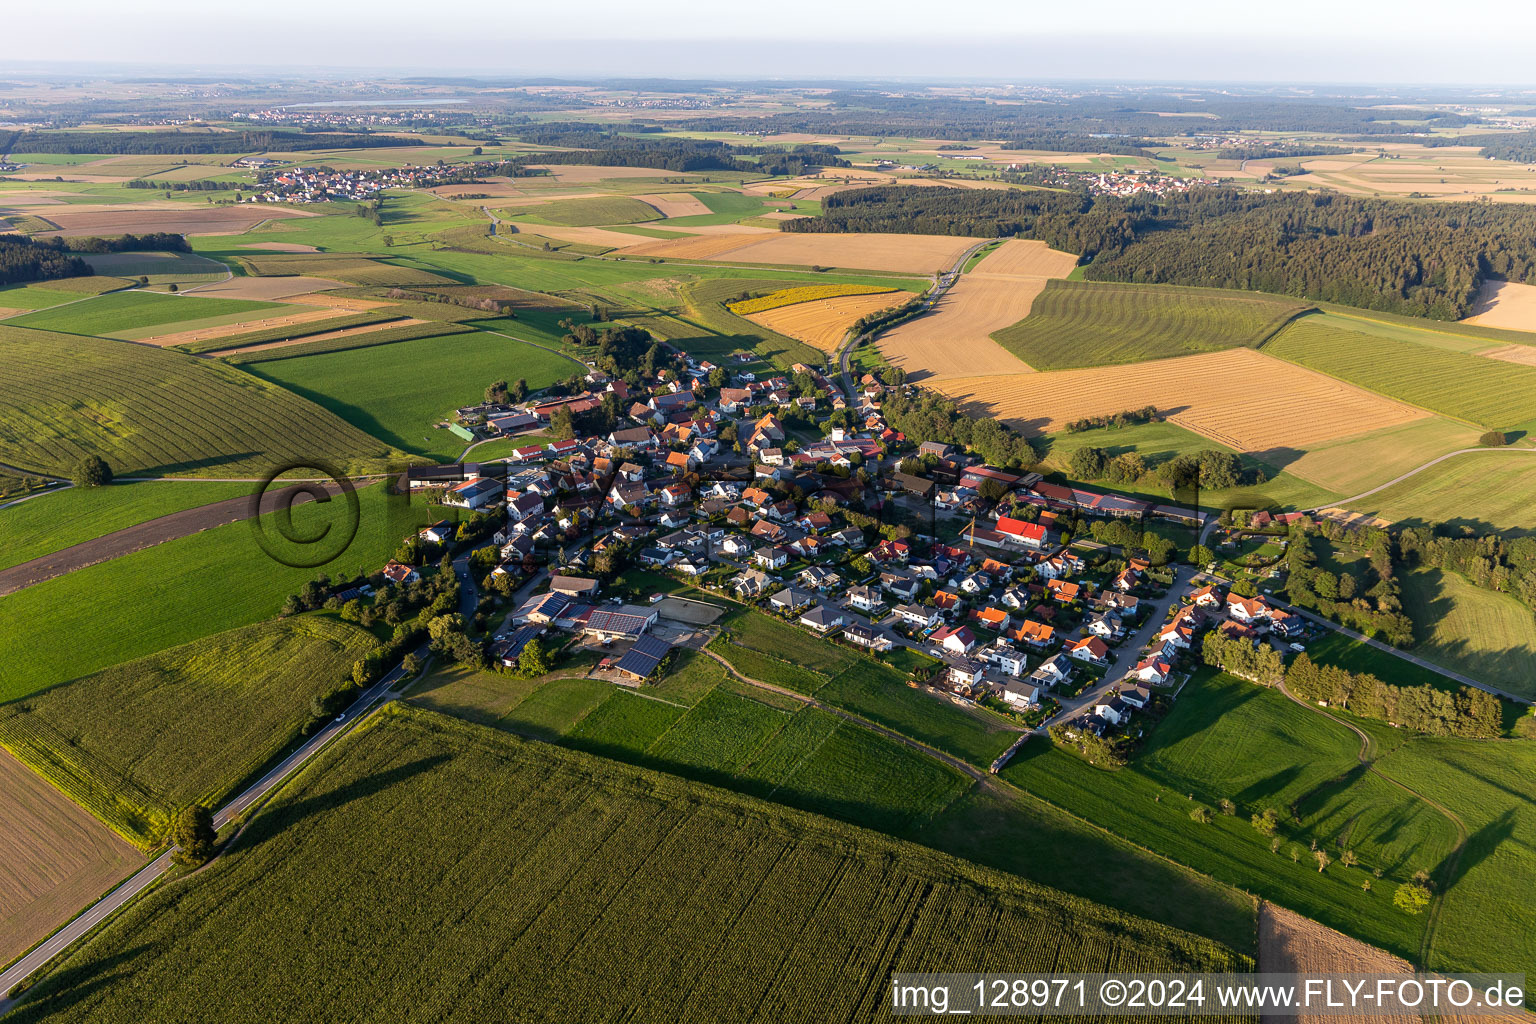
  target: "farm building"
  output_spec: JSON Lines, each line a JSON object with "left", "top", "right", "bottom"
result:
{"left": 581, "top": 606, "right": 659, "bottom": 641}
{"left": 613, "top": 635, "right": 674, "bottom": 682}
{"left": 488, "top": 625, "right": 545, "bottom": 669}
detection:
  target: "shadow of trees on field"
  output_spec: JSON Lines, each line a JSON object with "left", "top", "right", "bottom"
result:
{"left": 5, "top": 945, "right": 152, "bottom": 1022}
{"left": 240, "top": 754, "right": 450, "bottom": 853}
{"left": 1438, "top": 809, "right": 1516, "bottom": 895}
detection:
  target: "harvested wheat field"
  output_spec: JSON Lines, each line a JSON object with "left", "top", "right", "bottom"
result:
{"left": 939, "top": 348, "right": 1428, "bottom": 451}
{"left": 1479, "top": 343, "right": 1536, "bottom": 367}
{"left": 33, "top": 206, "right": 309, "bottom": 237}
{"left": 281, "top": 293, "right": 397, "bottom": 311}
{"left": 0, "top": 749, "right": 141, "bottom": 965}
{"left": 1462, "top": 280, "right": 1536, "bottom": 332}
{"left": 620, "top": 231, "right": 972, "bottom": 274}
{"left": 879, "top": 239, "right": 1078, "bottom": 380}
{"left": 748, "top": 291, "right": 916, "bottom": 352}
{"left": 0, "top": 308, "right": 25, "bottom": 320}
{"left": 184, "top": 275, "right": 342, "bottom": 301}
{"left": 506, "top": 222, "right": 650, "bottom": 250}
{"left": 219, "top": 317, "right": 428, "bottom": 355}
{"left": 634, "top": 192, "right": 711, "bottom": 218}
{"left": 139, "top": 306, "right": 344, "bottom": 347}
{"left": 427, "top": 180, "right": 527, "bottom": 199}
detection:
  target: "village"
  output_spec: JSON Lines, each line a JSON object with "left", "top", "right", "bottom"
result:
{"left": 384, "top": 340, "right": 1324, "bottom": 756}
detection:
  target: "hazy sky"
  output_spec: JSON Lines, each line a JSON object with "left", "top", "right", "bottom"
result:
{"left": 9, "top": 0, "right": 1536, "bottom": 84}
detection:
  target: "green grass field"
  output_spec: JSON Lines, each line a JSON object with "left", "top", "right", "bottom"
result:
{"left": 246, "top": 330, "right": 576, "bottom": 459}
{"left": 0, "top": 484, "right": 434, "bottom": 702}
{"left": 1264, "top": 313, "right": 1536, "bottom": 430}
{"left": 1346, "top": 451, "right": 1536, "bottom": 534}
{"left": 678, "top": 277, "right": 830, "bottom": 368}
{"left": 0, "top": 616, "right": 376, "bottom": 847}
{"left": 0, "top": 324, "right": 398, "bottom": 478}
{"left": 1370, "top": 737, "right": 1536, "bottom": 980}
{"left": 6, "top": 289, "right": 283, "bottom": 337}
{"left": 512, "top": 195, "right": 661, "bottom": 227}
{"left": 660, "top": 190, "right": 768, "bottom": 227}
{"left": 0, "top": 284, "right": 117, "bottom": 312}
{"left": 1399, "top": 567, "right": 1536, "bottom": 698}
{"left": 3, "top": 705, "right": 1249, "bottom": 1023}
{"left": 0, "top": 480, "right": 251, "bottom": 571}
{"left": 1000, "top": 669, "right": 1460, "bottom": 963}
{"left": 991, "top": 281, "right": 1310, "bottom": 370}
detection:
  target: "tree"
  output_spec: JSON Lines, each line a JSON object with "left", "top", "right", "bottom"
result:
{"left": 1189, "top": 543, "right": 1215, "bottom": 567}
{"left": 1479, "top": 430, "right": 1507, "bottom": 446}
{"left": 71, "top": 454, "right": 113, "bottom": 488}
{"left": 170, "top": 804, "right": 216, "bottom": 866}
{"left": 402, "top": 652, "right": 422, "bottom": 676}
{"left": 1069, "top": 446, "right": 1106, "bottom": 479}
{"left": 1314, "top": 849, "right": 1332, "bottom": 873}
{"left": 517, "top": 637, "right": 551, "bottom": 677}
{"left": 1394, "top": 882, "right": 1432, "bottom": 915}
{"left": 549, "top": 407, "right": 576, "bottom": 441}
{"left": 485, "top": 380, "right": 509, "bottom": 404}
{"left": 1189, "top": 806, "right": 1212, "bottom": 824}
{"left": 167, "top": 282, "right": 178, "bottom": 293}
{"left": 1218, "top": 798, "right": 1236, "bottom": 816}
{"left": 1251, "top": 808, "right": 1279, "bottom": 837}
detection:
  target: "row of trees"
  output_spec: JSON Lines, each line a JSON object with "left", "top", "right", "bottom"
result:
{"left": 1286, "top": 654, "right": 1503, "bottom": 738}
{"left": 0, "top": 129, "right": 421, "bottom": 154}
{"left": 1067, "top": 445, "right": 1257, "bottom": 495}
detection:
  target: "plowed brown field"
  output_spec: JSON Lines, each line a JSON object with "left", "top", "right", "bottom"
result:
{"left": 878, "top": 239, "right": 1078, "bottom": 380}
{"left": 937, "top": 348, "right": 1427, "bottom": 450}
{"left": 747, "top": 291, "right": 916, "bottom": 352}
{"left": 0, "top": 750, "right": 141, "bottom": 965}
{"left": 634, "top": 192, "right": 711, "bottom": 218}
{"left": 1462, "top": 280, "right": 1536, "bottom": 332}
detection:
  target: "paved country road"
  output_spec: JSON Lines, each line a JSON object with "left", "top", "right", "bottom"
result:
{"left": 0, "top": 480, "right": 351, "bottom": 597}
{"left": 0, "top": 651, "right": 421, "bottom": 1015}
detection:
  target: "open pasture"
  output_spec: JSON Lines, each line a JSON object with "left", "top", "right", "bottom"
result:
{"left": 245, "top": 329, "right": 575, "bottom": 458}
{"left": 0, "top": 751, "right": 141, "bottom": 968}
{"left": 7, "top": 289, "right": 285, "bottom": 338}
{"left": 0, "top": 479, "right": 250, "bottom": 571}
{"left": 1279, "top": 416, "right": 1482, "bottom": 498}
{"left": 0, "top": 616, "right": 378, "bottom": 847}
{"left": 938, "top": 347, "right": 1428, "bottom": 452}
{"left": 1461, "top": 279, "right": 1536, "bottom": 333}
{"left": 619, "top": 230, "right": 973, "bottom": 274}
{"left": 746, "top": 290, "right": 915, "bottom": 352}
{"left": 1399, "top": 567, "right": 1536, "bottom": 698}
{"left": 1345, "top": 450, "right": 1536, "bottom": 532}
{"left": 878, "top": 239, "right": 1077, "bottom": 379}
{"left": 0, "top": 483, "right": 426, "bottom": 702}
{"left": 1264, "top": 315, "right": 1536, "bottom": 430}
{"left": 988, "top": 280, "right": 1311, "bottom": 371}
{"left": 1002, "top": 670, "right": 1460, "bottom": 965}
{"left": 0, "top": 324, "right": 397, "bottom": 478}
{"left": 510, "top": 194, "right": 662, "bottom": 227}
{"left": 524, "top": 163, "right": 698, "bottom": 183}
{"left": 233, "top": 251, "right": 452, "bottom": 288}
{"left": 3, "top": 706, "right": 1248, "bottom": 1024}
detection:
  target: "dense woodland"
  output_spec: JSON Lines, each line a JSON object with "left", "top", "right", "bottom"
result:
{"left": 0, "top": 130, "right": 421, "bottom": 155}
{"left": 0, "top": 235, "right": 90, "bottom": 286}
{"left": 672, "top": 93, "right": 1474, "bottom": 141}
{"left": 501, "top": 133, "right": 847, "bottom": 176}
{"left": 790, "top": 186, "right": 1536, "bottom": 318}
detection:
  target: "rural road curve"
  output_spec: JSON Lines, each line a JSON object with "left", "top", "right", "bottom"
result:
{"left": 0, "top": 653, "right": 420, "bottom": 1013}
{"left": 0, "top": 480, "right": 349, "bottom": 597}
{"left": 1302, "top": 444, "right": 1536, "bottom": 513}
{"left": 835, "top": 237, "right": 994, "bottom": 399}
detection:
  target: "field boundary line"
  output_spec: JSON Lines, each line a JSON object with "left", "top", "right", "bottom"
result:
{"left": 1306, "top": 445, "right": 1536, "bottom": 511}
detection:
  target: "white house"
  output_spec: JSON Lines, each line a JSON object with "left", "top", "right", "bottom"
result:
{"left": 980, "top": 641, "right": 1028, "bottom": 677}
{"left": 1000, "top": 680, "right": 1040, "bottom": 708}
